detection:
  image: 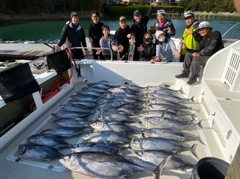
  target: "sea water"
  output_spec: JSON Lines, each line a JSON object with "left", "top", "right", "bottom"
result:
{"left": 0, "top": 19, "right": 240, "bottom": 41}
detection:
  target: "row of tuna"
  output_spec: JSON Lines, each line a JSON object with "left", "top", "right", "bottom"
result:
{"left": 18, "top": 80, "right": 204, "bottom": 178}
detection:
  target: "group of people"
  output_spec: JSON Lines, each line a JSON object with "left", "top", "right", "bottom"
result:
{"left": 55, "top": 2, "right": 224, "bottom": 85}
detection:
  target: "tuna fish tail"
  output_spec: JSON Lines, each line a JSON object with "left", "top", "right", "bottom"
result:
{"left": 197, "top": 120, "right": 203, "bottom": 129}
{"left": 190, "top": 144, "right": 199, "bottom": 159}
{"left": 138, "top": 121, "right": 146, "bottom": 128}
{"left": 152, "top": 156, "right": 171, "bottom": 179}
{"left": 190, "top": 95, "right": 195, "bottom": 103}
{"left": 180, "top": 88, "right": 186, "bottom": 95}
{"left": 191, "top": 113, "right": 197, "bottom": 118}
{"left": 197, "top": 135, "right": 206, "bottom": 145}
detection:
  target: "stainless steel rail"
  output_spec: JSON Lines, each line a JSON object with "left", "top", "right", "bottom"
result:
{"left": 70, "top": 46, "right": 113, "bottom": 61}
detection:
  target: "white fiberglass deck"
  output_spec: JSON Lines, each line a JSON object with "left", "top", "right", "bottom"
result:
{"left": 0, "top": 80, "right": 220, "bottom": 179}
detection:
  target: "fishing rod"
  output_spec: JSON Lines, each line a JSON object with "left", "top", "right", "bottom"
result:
{"left": 222, "top": 21, "right": 240, "bottom": 38}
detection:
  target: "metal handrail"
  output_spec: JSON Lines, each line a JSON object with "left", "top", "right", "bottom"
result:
{"left": 70, "top": 46, "right": 113, "bottom": 61}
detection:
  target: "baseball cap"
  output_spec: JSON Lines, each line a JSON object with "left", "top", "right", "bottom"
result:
{"left": 119, "top": 16, "right": 126, "bottom": 21}
{"left": 155, "top": 30, "right": 165, "bottom": 38}
{"left": 133, "top": 10, "right": 141, "bottom": 16}
{"left": 184, "top": 10, "right": 194, "bottom": 19}
{"left": 157, "top": 9, "right": 166, "bottom": 15}
{"left": 70, "top": 12, "right": 79, "bottom": 19}
{"left": 197, "top": 21, "right": 212, "bottom": 30}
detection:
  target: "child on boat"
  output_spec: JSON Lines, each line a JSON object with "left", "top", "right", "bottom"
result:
{"left": 139, "top": 32, "right": 156, "bottom": 61}
{"left": 97, "top": 25, "right": 122, "bottom": 60}
{"left": 153, "top": 30, "right": 179, "bottom": 63}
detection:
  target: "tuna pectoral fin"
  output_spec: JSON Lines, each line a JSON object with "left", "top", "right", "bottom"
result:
{"left": 128, "top": 138, "right": 135, "bottom": 151}
{"left": 153, "top": 156, "right": 171, "bottom": 179}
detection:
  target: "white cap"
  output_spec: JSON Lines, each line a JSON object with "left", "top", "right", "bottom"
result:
{"left": 155, "top": 30, "right": 165, "bottom": 38}
{"left": 184, "top": 10, "right": 194, "bottom": 18}
{"left": 197, "top": 21, "right": 212, "bottom": 30}
{"left": 157, "top": 9, "right": 166, "bottom": 15}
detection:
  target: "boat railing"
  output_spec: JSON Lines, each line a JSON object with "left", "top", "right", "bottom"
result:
{"left": 70, "top": 46, "right": 113, "bottom": 61}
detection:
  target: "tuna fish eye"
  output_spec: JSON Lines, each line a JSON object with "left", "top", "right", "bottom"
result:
{"left": 18, "top": 145, "right": 27, "bottom": 154}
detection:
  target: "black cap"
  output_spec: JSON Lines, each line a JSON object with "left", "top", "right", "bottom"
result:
{"left": 133, "top": 10, "right": 141, "bottom": 16}
{"left": 70, "top": 12, "right": 79, "bottom": 19}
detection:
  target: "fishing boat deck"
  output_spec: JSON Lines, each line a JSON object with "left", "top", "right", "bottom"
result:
{"left": 0, "top": 78, "right": 224, "bottom": 179}
{"left": 0, "top": 40, "right": 240, "bottom": 179}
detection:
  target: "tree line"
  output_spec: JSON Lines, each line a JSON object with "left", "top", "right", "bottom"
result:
{"left": 179, "top": 0, "right": 236, "bottom": 13}
{"left": 0, "top": 0, "right": 237, "bottom": 15}
{"left": 0, "top": 0, "right": 106, "bottom": 14}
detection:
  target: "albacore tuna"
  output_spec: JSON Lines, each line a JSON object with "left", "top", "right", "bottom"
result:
{"left": 71, "top": 143, "right": 126, "bottom": 155}
{"left": 131, "top": 138, "right": 199, "bottom": 159}
{"left": 59, "top": 151, "right": 170, "bottom": 179}
{"left": 90, "top": 121, "right": 139, "bottom": 133}
{"left": 141, "top": 128, "right": 205, "bottom": 144}
{"left": 18, "top": 144, "right": 63, "bottom": 161}
{"left": 131, "top": 149, "right": 195, "bottom": 170}
{"left": 83, "top": 131, "right": 132, "bottom": 144}
{"left": 27, "top": 134, "right": 75, "bottom": 149}
{"left": 41, "top": 127, "right": 92, "bottom": 138}
{"left": 53, "top": 118, "right": 90, "bottom": 128}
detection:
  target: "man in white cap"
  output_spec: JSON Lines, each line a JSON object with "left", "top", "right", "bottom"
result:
{"left": 175, "top": 21, "right": 224, "bottom": 85}
{"left": 178, "top": 10, "right": 201, "bottom": 62}
{"left": 152, "top": 9, "right": 176, "bottom": 38}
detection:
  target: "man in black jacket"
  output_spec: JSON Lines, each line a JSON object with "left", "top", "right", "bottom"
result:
{"left": 55, "top": 12, "right": 89, "bottom": 59}
{"left": 175, "top": 21, "right": 224, "bottom": 85}
{"left": 131, "top": 1, "right": 157, "bottom": 61}
{"left": 114, "top": 16, "right": 131, "bottom": 60}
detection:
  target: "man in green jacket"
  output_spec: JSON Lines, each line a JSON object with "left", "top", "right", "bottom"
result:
{"left": 175, "top": 21, "right": 224, "bottom": 85}
{"left": 179, "top": 10, "right": 201, "bottom": 62}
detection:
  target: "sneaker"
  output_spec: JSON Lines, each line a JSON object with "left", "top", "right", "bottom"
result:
{"left": 187, "top": 75, "right": 198, "bottom": 85}
{"left": 175, "top": 71, "right": 189, "bottom": 78}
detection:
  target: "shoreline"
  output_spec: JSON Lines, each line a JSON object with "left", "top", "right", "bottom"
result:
{"left": 0, "top": 11, "right": 239, "bottom": 22}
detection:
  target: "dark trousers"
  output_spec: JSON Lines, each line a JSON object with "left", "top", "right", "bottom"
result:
{"left": 92, "top": 49, "right": 104, "bottom": 60}
{"left": 133, "top": 49, "right": 140, "bottom": 61}
{"left": 180, "top": 55, "right": 185, "bottom": 62}
{"left": 183, "top": 53, "right": 210, "bottom": 76}
{"left": 103, "top": 55, "right": 117, "bottom": 60}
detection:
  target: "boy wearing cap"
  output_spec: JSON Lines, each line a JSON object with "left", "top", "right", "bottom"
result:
{"left": 131, "top": 1, "right": 158, "bottom": 61}
{"left": 175, "top": 21, "right": 224, "bottom": 85}
{"left": 114, "top": 16, "right": 132, "bottom": 60}
{"left": 55, "top": 11, "right": 90, "bottom": 58}
{"left": 178, "top": 10, "right": 201, "bottom": 62}
{"left": 152, "top": 9, "right": 176, "bottom": 37}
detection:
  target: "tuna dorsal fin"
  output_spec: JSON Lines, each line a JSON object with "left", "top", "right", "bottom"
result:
{"left": 153, "top": 156, "right": 171, "bottom": 179}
